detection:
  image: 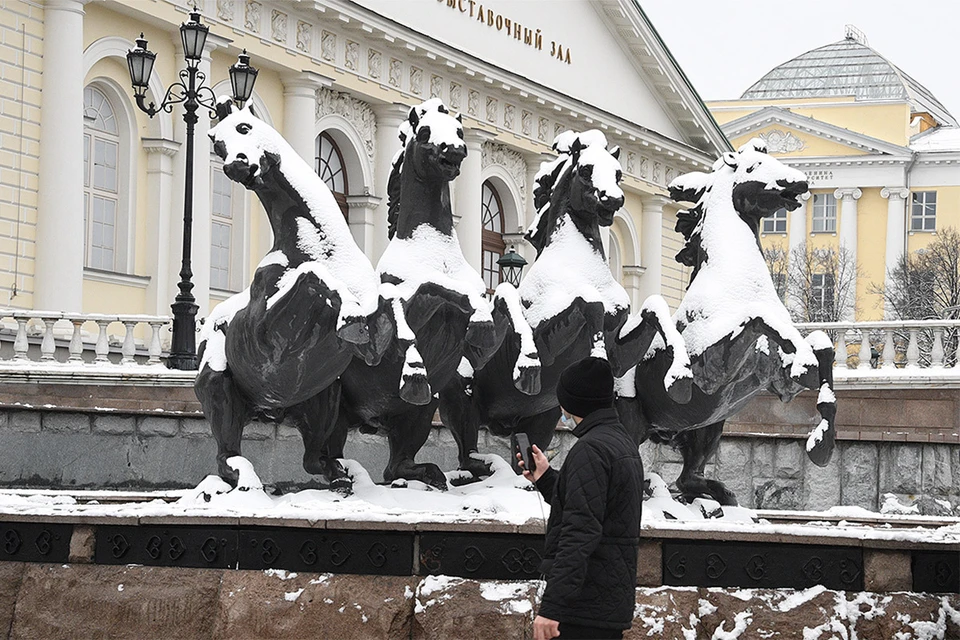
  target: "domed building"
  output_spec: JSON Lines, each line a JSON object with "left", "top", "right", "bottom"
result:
{"left": 709, "top": 26, "right": 960, "bottom": 321}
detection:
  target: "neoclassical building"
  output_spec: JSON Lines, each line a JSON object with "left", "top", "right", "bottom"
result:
{"left": 709, "top": 27, "right": 960, "bottom": 321}
{"left": 0, "top": 0, "right": 727, "bottom": 326}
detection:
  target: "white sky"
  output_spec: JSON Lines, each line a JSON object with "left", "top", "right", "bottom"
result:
{"left": 640, "top": 0, "right": 960, "bottom": 119}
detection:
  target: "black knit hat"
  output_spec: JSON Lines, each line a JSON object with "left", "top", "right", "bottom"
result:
{"left": 556, "top": 357, "right": 614, "bottom": 418}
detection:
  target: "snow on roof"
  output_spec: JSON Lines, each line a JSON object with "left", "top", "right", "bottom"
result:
{"left": 910, "top": 126, "right": 960, "bottom": 152}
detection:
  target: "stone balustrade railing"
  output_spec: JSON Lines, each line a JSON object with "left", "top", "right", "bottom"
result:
{"left": 0, "top": 310, "right": 171, "bottom": 366}
{"left": 795, "top": 319, "right": 960, "bottom": 370}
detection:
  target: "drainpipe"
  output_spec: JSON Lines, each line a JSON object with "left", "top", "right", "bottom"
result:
{"left": 902, "top": 151, "right": 919, "bottom": 260}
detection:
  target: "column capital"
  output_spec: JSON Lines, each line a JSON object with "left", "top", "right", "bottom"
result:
{"left": 833, "top": 187, "right": 862, "bottom": 201}
{"left": 141, "top": 137, "right": 181, "bottom": 157}
{"left": 346, "top": 194, "right": 382, "bottom": 208}
{"left": 881, "top": 187, "right": 910, "bottom": 200}
{"left": 372, "top": 102, "right": 412, "bottom": 125}
{"left": 205, "top": 33, "right": 232, "bottom": 55}
{"left": 282, "top": 70, "right": 334, "bottom": 94}
{"left": 42, "top": 0, "right": 88, "bottom": 14}
{"left": 522, "top": 150, "right": 556, "bottom": 166}
{"left": 640, "top": 193, "right": 671, "bottom": 210}
{"left": 462, "top": 127, "right": 497, "bottom": 150}
{"left": 799, "top": 191, "right": 811, "bottom": 202}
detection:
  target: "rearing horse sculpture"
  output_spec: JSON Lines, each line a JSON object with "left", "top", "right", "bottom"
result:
{"left": 196, "top": 101, "right": 389, "bottom": 492}
{"left": 441, "top": 130, "right": 690, "bottom": 477}
{"left": 617, "top": 139, "right": 837, "bottom": 505}
{"left": 327, "top": 99, "right": 504, "bottom": 490}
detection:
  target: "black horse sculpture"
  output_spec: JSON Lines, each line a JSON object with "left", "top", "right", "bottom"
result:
{"left": 441, "top": 131, "right": 689, "bottom": 478}
{"left": 617, "top": 138, "right": 837, "bottom": 506}
{"left": 325, "top": 99, "right": 503, "bottom": 490}
{"left": 196, "top": 101, "right": 390, "bottom": 491}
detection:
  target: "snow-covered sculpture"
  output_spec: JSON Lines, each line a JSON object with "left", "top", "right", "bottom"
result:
{"left": 328, "top": 99, "right": 503, "bottom": 489}
{"left": 440, "top": 131, "right": 688, "bottom": 478}
{"left": 617, "top": 139, "right": 837, "bottom": 505}
{"left": 195, "top": 101, "right": 389, "bottom": 491}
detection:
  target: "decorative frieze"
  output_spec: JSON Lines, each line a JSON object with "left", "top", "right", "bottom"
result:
{"left": 503, "top": 104, "right": 515, "bottom": 130}
{"left": 296, "top": 21, "right": 312, "bottom": 53}
{"left": 321, "top": 31, "right": 337, "bottom": 62}
{"left": 345, "top": 41, "right": 359, "bottom": 70}
{"left": 485, "top": 97, "right": 498, "bottom": 124}
{"left": 389, "top": 59, "right": 402, "bottom": 88}
{"left": 449, "top": 82, "right": 462, "bottom": 110}
{"left": 554, "top": 123, "right": 564, "bottom": 139}
{"left": 316, "top": 88, "right": 377, "bottom": 161}
{"left": 665, "top": 167, "right": 675, "bottom": 184}
{"left": 270, "top": 10, "right": 287, "bottom": 43}
{"left": 468, "top": 90, "right": 479, "bottom": 117}
{"left": 216, "top": 0, "right": 234, "bottom": 22}
{"left": 538, "top": 117, "right": 548, "bottom": 142}
{"left": 410, "top": 67, "right": 423, "bottom": 95}
{"left": 640, "top": 157, "right": 649, "bottom": 179}
{"left": 521, "top": 111, "right": 532, "bottom": 137}
{"left": 653, "top": 162, "right": 662, "bottom": 184}
{"left": 760, "top": 129, "right": 806, "bottom": 154}
{"left": 481, "top": 142, "right": 526, "bottom": 203}
{"left": 244, "top": 0, "right": 261, "bottom": 33}
{"left": 627, "top": 152, "right": 636, "bottom": 175}
{"left": 368, "top": 50, "right": 382, "bottom": 80}
{"left": 430, "top": 75, "right": 443, "bottom": 99}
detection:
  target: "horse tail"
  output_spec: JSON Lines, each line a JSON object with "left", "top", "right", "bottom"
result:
{"left": 386, "top": 149, "right": 404, "bottom": 240}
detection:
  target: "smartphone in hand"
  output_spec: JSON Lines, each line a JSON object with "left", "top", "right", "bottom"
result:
{"left": 515, "top": 433, "right": 536, "bottom": 473}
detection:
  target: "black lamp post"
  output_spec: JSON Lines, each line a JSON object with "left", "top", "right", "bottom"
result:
{"left": 126, "top": 10, "right": 258, "bottom": 370}
{"left": 497, "top": 247, "right": 528, "bottom": 287}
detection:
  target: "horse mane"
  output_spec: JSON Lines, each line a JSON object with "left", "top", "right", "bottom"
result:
{"left": 525, "top": 158, "right": 571, "bottom": 256}
{"left": 674, "top": 203, "right": 706, "bottom": 286}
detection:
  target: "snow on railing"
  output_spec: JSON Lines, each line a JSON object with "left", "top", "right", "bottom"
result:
{"left": 795, "top": 320, "right": 960, "bottom": 370}
{"left": 0, "top": 310, "right": 171, "bottom": 366}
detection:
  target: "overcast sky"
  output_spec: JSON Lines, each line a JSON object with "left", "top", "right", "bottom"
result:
{"left": 640, "top": 0, "right": 960, "bottom": 119}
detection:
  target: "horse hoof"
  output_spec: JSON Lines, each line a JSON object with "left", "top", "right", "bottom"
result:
{"left": 217, "top": 457, "right": 241, "bottom": 487}
{"left": 461, "top": 456, "right": 493, "bottom": 480}
{"left": 400, "top": 375, "right": 432, "bottom": 405}
{"left": 667, "top": 376, "right": 693, "bottom": 404}
{"left": 330, "top": 476, "right": 353, "bottom": 497}
{"left": 514, "top": 365, "right": 542, "bottom": 396}
{"left": 465, "top": 320, "right": 497, "bottom": 351}
{"left": 338, "top": 317, "right": 370, "bottom": 345}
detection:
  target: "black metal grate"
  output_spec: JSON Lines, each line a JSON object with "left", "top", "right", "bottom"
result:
{"left": 419, "top": 533, "right": 544, "bottom": 580}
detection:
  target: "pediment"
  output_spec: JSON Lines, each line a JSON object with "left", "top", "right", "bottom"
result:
{"left": 720, "top": 107, "right": 911, "bottom": 157}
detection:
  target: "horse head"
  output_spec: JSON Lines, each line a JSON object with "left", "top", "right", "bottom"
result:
{"left": 208, "top": 99, "right": 279, "bottom": 189}
{"left": 526, "top": 130, "right": 624, "bottom": 256}
{"left": 725, "top": 138, "right": 809, "bottom": 236}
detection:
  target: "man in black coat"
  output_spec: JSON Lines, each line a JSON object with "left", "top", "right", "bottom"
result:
{"left": 519, "top": 356, "right": 643, "bottom": 640}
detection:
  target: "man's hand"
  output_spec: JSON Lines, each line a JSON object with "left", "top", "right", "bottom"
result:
{"left": 533, "top": 615, "right": 560, "bottom": 640}
{"left": 517, "top": 444, "right": 550, "bottom": 483}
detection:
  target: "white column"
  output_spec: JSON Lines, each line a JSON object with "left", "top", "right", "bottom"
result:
{"left": 638, "top": 194, "right": 668, "bottom": 301}
{"left": 621, "top": 265, "right": 645, "bottom": 310}
{"left": 882, "top": 187, "right": 909, "bottom": 316}
{"left": 282, "top": 71, "right": 331, "bottom": 166}
{"left": 788, "top": 192, "right": 810, "bottom": 257}
{"left": 371, "top": 103, "right": 410, "bottom": 263}
{"left": 520, "top": 151, "right": 554, "bottom": 265}
{"left": 834, "top": 187, "right": 862, "bottom": 260}
{"left": 142, "top": 138, "right": 180, "bottom": 316}
{"left": 346, "top": 194, "right": 382, "bottom": 253}
{"left": 456, "top": 129, "right": 496, "bottom": 273}
{"left": 35, "top": 0, "right": 86, "bottom": 311}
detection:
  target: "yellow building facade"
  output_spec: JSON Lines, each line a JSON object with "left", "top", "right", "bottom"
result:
{"left": 709, "top": 28, "right": 960, "bottom": 321}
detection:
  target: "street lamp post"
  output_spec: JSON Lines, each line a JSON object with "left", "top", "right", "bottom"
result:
{"left": 126, "top": 10, "right": 258, "bottom": 370}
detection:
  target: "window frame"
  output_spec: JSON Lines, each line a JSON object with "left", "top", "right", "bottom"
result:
{"left": 811, "top": 272, "right": 835, "bottom": 322}
{"left": 481, "top": 180, "right": 506, "bottom": 294}
{"left": 210, "top": 155, "right": 248, "bottom": 293}
{"left": 316, "top": 131, "right": 349, "bottom": 220}
{"left": 762, "top": 207, "right": 788, "bottom": 234}
{"left": 910, "top": 191, "right": 937, "bottom": 232}
{"left": 811, "top": 193, "right": 837, "bottom": 234}
{"left": 82, "top": 85, "right": 122, "bottom": 273}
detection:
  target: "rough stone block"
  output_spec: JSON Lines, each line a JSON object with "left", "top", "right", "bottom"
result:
{"left": 42, "top": 412, "right": 90, "bottom": 434}
{"left": 802, "top": 442, "right": 842, "bottom": 510}
{"left": 627, "top": 587, "right": 700, "bottom": 640}
{"left": 214, "top": 571, "right": 415, "bottom": 640}
{"left": 636, "top": 540, "right": 661, "bottom": 587}
{"left": 128, "top": 436, "right": 219, "bottom": 487}
{"left": 11, "top": 564, "right": 222, "bottom": 639}
{"left": 715, "top": 439, "right": 753, "bottom": 507}
{"left": 275, "top": 424, "right": 301, "bottom": 441}
{"left": 698, "top": 587, "right": 844, "bottom": 639}
{"left": 242, "top": 421, "right": 275, "bottom": 441}
{"left": 921, "top": 444, "right": 955, "bottom": 497}
{"left": 180, "top": 418, "right": 212, "bottom": 439}
{"left": 945, "top": 594, "right": 960, "bottom": 640}
{"left": 753, "top": 439, "right": 776, "bottom": 478}
{"left": 850, "top": 592, "right": 946, "bottom": 640}
{"left": 863, "top": 549, "right": 911, "bottom": 592}
{"left": 68, "top": 524, "right": 95, "bottom": 564}
{"left": 412, "top": 576, "right": 536, "bottom": 640}
{"left": 753, "top": 478, "right": 803, "bottom": 510}
{"left": 0, "top": 562, "right": 24, "bottom": 636}
{"left": 774, "top": 439, "right": 804, "bottom": 479}
{"left": 92, "top": 415, "right": 135, "bottom": 436}
{"left": 7, "top": 411, "right": 39, "bottom": 433}
{"left": 879, "top": 443, "right": 923, "bottom": 497}
{"left": 840, "top": 443, "right": 879, "bottom": 508}
{"left": 137, "top": 416, "right": 179, "bottom": 437}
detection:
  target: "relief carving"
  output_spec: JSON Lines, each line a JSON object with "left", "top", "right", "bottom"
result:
{"left": 430, "top": 75, "right": 443, "bottom": 99}
{"left": 760, "top": 129, "right": 806, "bottom": 153}
{"left": 244, "top": 0, "right": 261, "bottom": 32}
{"left": 503, "top": 104, "right": 515, "bottom": 130}
{"left": 449, "top": 82, "right": 462, "bottom": 110}
{"left": 345, "top": 41, "right": 359, "bottom": 70}
{"left": 321, "top": 31, "right": 337, "bottom": 62}
{"left": 410, "top": 67, "right": 423, "bottom": 95}
{"left": 481, "top": 142, "right": 527, "bottom": 204}
{"left": 271, "top": 10, "right": 287, "bottom": 43}
{"left": 316, "top": 87, "right": 377, "bottom": 161}
{"left": 521, "top": 111, "right": 532, "bottom": 136}
{"left": 468, "top": 90, "right": 479, "bottom": 117}
{"left": 368, "top": 50, "right": 382, "bottom": 79}
{"left": 389, "top": 59, "right": 402, "bottom": 88}
{"left": 216, "top": 0, "right": 234, "bottom": 22}
{"left": 296, "top": 21, "right": 312, "bottom": 53}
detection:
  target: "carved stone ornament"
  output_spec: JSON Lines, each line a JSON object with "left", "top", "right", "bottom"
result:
{"left": 554, "top": 123, "right": 564, "bottom": 139}
{"left": 389, "top": 59, "right": 402, "bottom": 88}
{"left": 216, "top": 0, "right": 234, "bottom": 22}
{"left": 653, "top": 162, "right": 662, "bottom": 184}
{"left": 410, "top": 67, "right": 423, "bottom": 95}
{"left": 468, "top": 90, "right": 479, "bottom": 117}
{"left": 538, "top": 117, "right": 548, "bottom": 142}
{"left": 321, "top": 31, "right": 336, "bottom": 62}
{"left": 449, "top": 82, "right": 462, "bottom": 110}
{"left": 760, "top": 129, "right": 806, "bottom": 153}
{"left": 521, "top": 111, "right": 532, "bottom": 136}
{"left": 296, "top": 21, "right": 312, "bottom": 53}
{"left": 503, "top": 104, "right": 515, "bottom": 130}
{"left": 368, "top": 50, "right": 382, "bottom": 79}
{"left": 271, "top": 10, "right": 287, "bottom": 43}
{"left": 430, "top": 75, "right": 443, "bottom": 99}
{"left": 481, "top": 142, "right": 526, "bottom": 203}
{"left": 485, "top": 98, "right": 498, "bottom": 124}
{"left": 627, "top": 152, "right": 636, "bottom": 174}
{"left": 665, "top": 167, "right": 675, "bottom": 183}
{"left": 244, "top": 0, "right": 261, "bottom": 32}
{"left": 640, "top": 157, "right": 649, "bottom": 179}
{"left": 345, "top": 41, "right": 359, "bottom": 70}
{"left": 316, "top": 87, "right": 377, "bottom": 161}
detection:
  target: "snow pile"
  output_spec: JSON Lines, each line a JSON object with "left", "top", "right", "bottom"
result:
{"left": 880, "top": 493, "right": 920, "bottom": 515}
{"left": 479, "top": 581, "right": 534, "bottom": 615}
{"left": 641, "top": 473, "right": 756, "bottom": 524}
{"left": 414, "top": 575, "right": 465, "bottom": 613}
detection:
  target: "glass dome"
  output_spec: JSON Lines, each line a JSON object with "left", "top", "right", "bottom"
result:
{"left": 741, "top": 34, "right": 955, "bottom": 126}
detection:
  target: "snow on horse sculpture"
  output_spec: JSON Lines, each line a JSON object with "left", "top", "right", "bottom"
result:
{"left": 440, "top": 130, "right": 690, "bottom": 478}
{"left": 326, "top": 99, "right": 504, "bottom": 490}
{"left": 617, "top": 138, "right": 837, "bottom": 506}
{"left": 196, "top": 100, "right": 389, "bottom": 492}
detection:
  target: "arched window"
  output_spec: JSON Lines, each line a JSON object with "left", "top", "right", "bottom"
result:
{"left": 316, "top": 132, "right": 348, "bottom": 219}
{"left": 481, "top": 180, "right": 506, "bottom": 294}
{"left": 609, "top": 232, "right": 623, "bottom": 284}
{"left": 210, "top": 156, "right": 247, "bottom": 292}
{"left": 83, "top": 86, "right": 120, "bottom": 271}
